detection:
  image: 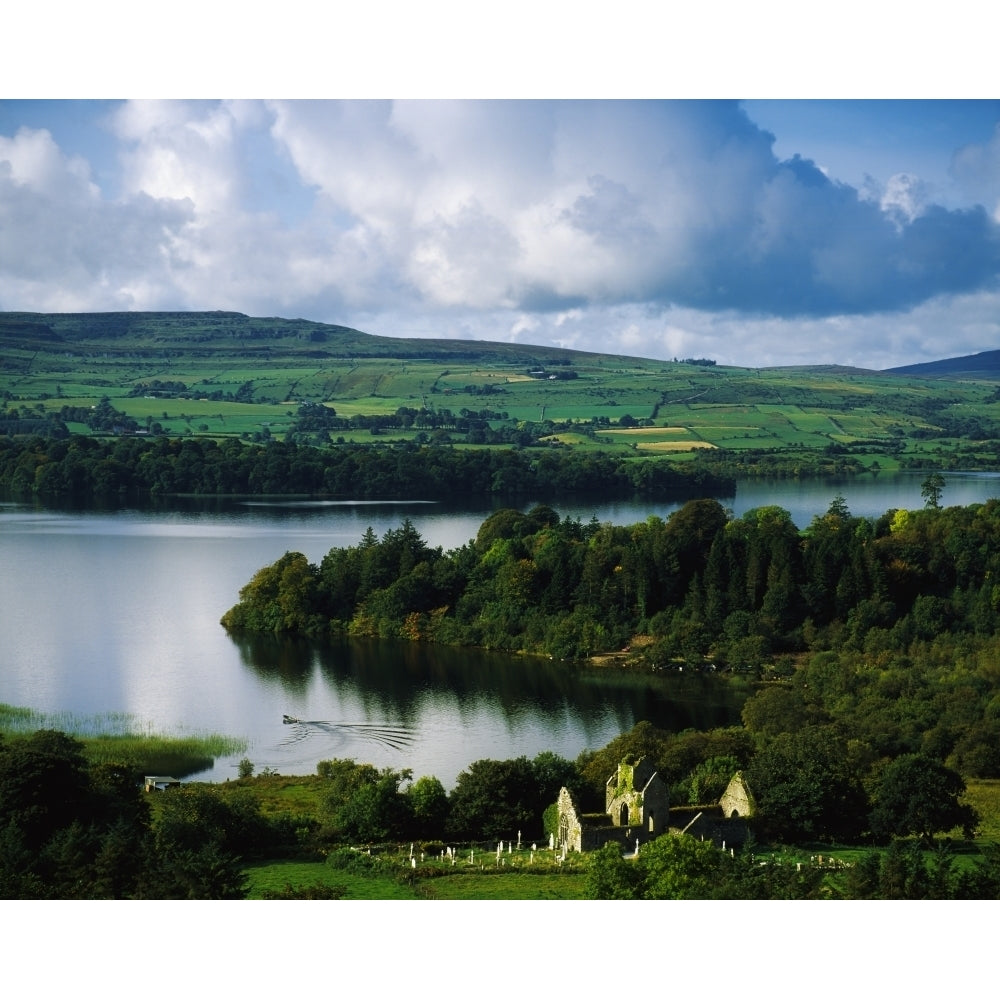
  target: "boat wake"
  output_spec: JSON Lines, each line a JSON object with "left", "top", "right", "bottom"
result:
{"left": 277, "top": 717, "right": 418, "bottom": 753}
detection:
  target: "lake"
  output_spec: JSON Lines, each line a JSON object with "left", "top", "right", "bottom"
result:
{"left": 2, "top": 470, "right": 998, "bottom": 788}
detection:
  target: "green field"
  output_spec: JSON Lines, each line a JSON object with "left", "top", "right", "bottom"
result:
{"left": 4, "top": 311, "right": 1000, "bottom": 469}
{"left": 244, "top": 856, "right": 589, "bottom": 900}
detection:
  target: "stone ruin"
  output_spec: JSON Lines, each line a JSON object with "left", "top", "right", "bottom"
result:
{"left": 556, "top": 758, "right": 755, "bottom": 854}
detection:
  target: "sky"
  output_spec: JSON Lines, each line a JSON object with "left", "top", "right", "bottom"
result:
{"left": 1, "top": 18, "right": 999, "bottom": 371}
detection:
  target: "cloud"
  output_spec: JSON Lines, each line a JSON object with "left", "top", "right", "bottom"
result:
{"left": 2, "top": 100, "right": 1000, "bottom": 367}
{"left": 266, "top": 100, "right": 1000, "bottom": 319}
{"left": 0, "top": 125, "right": 194, "bottom": 310}
{"left": 951, "top": 124, "right": 1000, "bottom": 221}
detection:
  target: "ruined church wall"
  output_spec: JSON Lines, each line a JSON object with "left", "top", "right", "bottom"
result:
{"left": 719, "top": 772, "right": 756, "bottom": 819}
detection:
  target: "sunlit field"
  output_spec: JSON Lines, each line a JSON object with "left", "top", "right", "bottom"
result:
{"left": 5, "top": 313, "right": 1000, "bottom": 468}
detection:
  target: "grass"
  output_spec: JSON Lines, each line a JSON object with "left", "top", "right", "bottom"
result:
{"left": 245, "top": 860, "right": 418, "bottom": 900}
{"left": 415, "top": 871, "right": 588, "bottom": 899}
{"left": 215, "top": 773, "right": 329, "bottom": 817}
{"left": 244, "top": 848, "right": 590, "bottom": 900}
{"left": 0, "top": 702, "right": 246, "bottom": 776}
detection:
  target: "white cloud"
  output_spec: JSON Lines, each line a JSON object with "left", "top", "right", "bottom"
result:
{"left": 2, "top": 100, "right": 1000, "bottom": 369}
{"left": 112, "top": 100, "right": 240, "bottom": 209}
{"left": 879, "top": 173, "right": 930, "bottom": 225}
{"left": 0, "top": 126, "right": 98, "bottom": 198}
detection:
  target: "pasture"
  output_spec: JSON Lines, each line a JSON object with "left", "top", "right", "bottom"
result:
{"left": 4, "top": 311, "right": 1000, "bottom": 469}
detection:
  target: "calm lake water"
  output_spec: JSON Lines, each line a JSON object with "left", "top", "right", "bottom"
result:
{"left": 2, "top": 471, "right": 998, "bottom": 788}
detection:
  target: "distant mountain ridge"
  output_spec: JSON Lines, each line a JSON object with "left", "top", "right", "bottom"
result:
{"left": 0, "top": 310, "right": 636, "bottom": 366}
{"left": 2, "top": 310, "right": 998, "bottom": 377}
{"left": 885, "top": 350, "right": 1000, "bottom": 380}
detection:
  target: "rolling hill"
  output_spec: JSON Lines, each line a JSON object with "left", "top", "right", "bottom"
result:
{"left": 885, "top": 350, "right": 1000, "bottom": 380}
{"left": 0, "top": 310, "right": 632, "bottom": 366}
{"left": 3, "top": 310, "right": 999, "bottom": 474}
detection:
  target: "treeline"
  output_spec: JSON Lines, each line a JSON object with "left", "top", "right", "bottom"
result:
{"left": 222, "top": 496, "right": 1000, "bottom": 662}
{"left": 687, "top": 447, "right": 869, "bottom": 478}
{"left": 0, "top": 434, "right": 732, "bottom": 500}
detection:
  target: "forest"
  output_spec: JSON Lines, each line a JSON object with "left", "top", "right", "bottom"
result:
{"left": 223, "top": 494, "right": 1000, "bottom": 692}
{"left": 0, "top": 433, "right": 732, "bottom": 500}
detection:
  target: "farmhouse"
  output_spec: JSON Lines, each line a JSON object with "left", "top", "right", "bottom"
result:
{"left": 556, "top": 758, "right": 754, "bottom": 854}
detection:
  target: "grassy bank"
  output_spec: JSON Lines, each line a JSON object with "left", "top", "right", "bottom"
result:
{"left": 0, "top": 703, "right": 246, "bottom": 777}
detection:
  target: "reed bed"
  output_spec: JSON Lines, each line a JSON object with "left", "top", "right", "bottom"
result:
{"left": 0, "top": 702, "right": 246, "bottom": 777}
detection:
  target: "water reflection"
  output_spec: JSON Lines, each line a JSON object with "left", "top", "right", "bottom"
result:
{"left": 229, "top": 632, "right": 746, "bottom": 765}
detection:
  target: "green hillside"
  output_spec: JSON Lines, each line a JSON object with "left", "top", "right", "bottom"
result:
{"left": 885, "top": 349, "right": 1000, "bottom": 380}
{"left": 3, "top": 311, "right": 1000, "bottom": 473}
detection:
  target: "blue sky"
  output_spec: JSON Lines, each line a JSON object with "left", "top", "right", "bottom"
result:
{"left": 2, "top": 95, "right": 998, "bottom": 369}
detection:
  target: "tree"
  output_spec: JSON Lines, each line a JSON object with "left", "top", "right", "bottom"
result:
{"left": 408, "top": 775, "right": 449, "bottom": 839}
{"left": 741, "top": 685, "right": 826, "bottom": 738}
{"left": 586, "top": 834, "right": 825, "bottom": 900}
{"left": 637, "top": 833, "right": 731, "bottom": 899}
{"left": 318, "top": 759, "right": 414, "bottom": 841}
{"left": 446, "top": 757, "right": 545, "bottom": 841}
{"left": 529, "top": 751, "right": 584, "bottom": 805}
{"left": 682, "top": 755, "right": 743, "bottom": 805}
{"left": 0, "top": 730, "right": 94, "bottom": 845}
{"left": 869, "top": 754, "right": 978, "bottom": 842}
{"left": 746, "top": 726, "right": 869, "bottom": 842}
{"left": 585, "top": 841, "right": 643, "bottom": 899}
{"left": 921, "top": 472, "right": 946, "bottom": 510}
{"left": 334, "top": 767, "right": 413, "bottom": 841}
{"left": 0, "top": 731, "right": 157, "bottom": 899}
{"left": 220, "top": 550, "right": 322, "bottom": 634}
